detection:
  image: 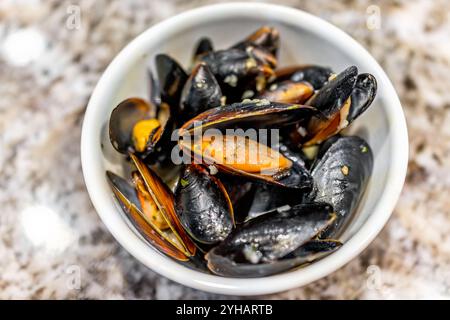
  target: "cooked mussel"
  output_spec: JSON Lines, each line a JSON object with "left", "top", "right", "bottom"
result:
{"left": 232, "top": 26, "right": 280, "bottom": 57}
{"left": 179, "top": 62, "right": 222, "bottom": 125}
{"left": 155, "top": 54, "right": 188, "bottom": 120}
{"left": 308, "top": 66, "right": 358, "bottom": 118}
{"left": 347, "top": 73, "right": 378, "bottom": 121}
{"left": 192, "top": 37, "right": 214, "bottom": 65}
{"left": 201, "top": 48, "right": 273, "bottom": 83}
{"left": 200, "top": 47, "right": 275, "bottom": 101}
{"left": 130, "top": 154, "right": 197, "bottom": 255}
{"left": 258, "top": 81, "right": 314, "bottom": 104}
{"left": 178, "top": 100, "right": 315, "bottom": 189}
{"left": 205, "top": 203, "right": 336, "bottom": 277}
{"left": 106, "top": 171, "right": 189, "bottom": 261}
{"left": 175, "top": 164, "right": 234, "bottom": 244}
{"left": 274, "top": 65, "right": 334, "bottom": 90}
{"left": 180, "top": 132, "right": 313, "bottom": 190}
{"left": 109, "top": 98, "right": 172, "bottom": 161}
{"left": 180, "top": 100, "right": 317, "bottom": 134}
{"left": 304, "top": 72, "right": 376, "bottom": 146}
{"left": 289, "top": 67, "right": 377, "bottom": 146}
{"left": 309, "top": 136, "right": 373, "bottom": 238}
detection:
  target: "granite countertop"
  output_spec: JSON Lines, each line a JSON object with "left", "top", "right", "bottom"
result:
{"left": 1, "top": 0, "right": 449, "bottom": 299}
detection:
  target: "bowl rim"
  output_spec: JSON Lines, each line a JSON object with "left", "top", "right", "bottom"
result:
{"left": 81, "top": 2, "right": 408, "bottom": 296}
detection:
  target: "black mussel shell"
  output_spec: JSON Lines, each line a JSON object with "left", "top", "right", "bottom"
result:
{"left": 179, "top": 63, "right": 222, "bottom": 125}
{"left": 147, "top": 69, "right": 161, "bottom": 107}
{"left": 247, "top": 46, "right": 277, "bottom": 69}
{"left": 192, "top": 37, "right": 214, "bottom": 64}
{"left": 205, "top": 203, "right": 336, "bottom": 277}
{"left": 200, "top": 48, "right": 275, "bottom": 101}
{"left": 229, "top": 239, "right": 344, "bottom": 276}
{"left": 269, "top": 158, "right": 313, "bottom": 190}
{"left": 247, "top": 184, "right": 299, "bottom": 220}
{"left": 201, "top": 48, "right": 263, "bottom": 81}
{"left": 180, "top": 100, "right": 317, "bottom": 134}
{"left": 301, "top": 71, "right": 377, "bottom": 147}
{"left": 308, "top": 66, "right": 358, "bottom": 118}
{"left": 348, "top": 73, "right": 377, "bottom": 122}
{"left": 155, "top": 54, "right": 188, "bottom": 119}
{"left": 275, "top": 65, "right": 334, "bottom": 90}
{"left": 232, "top": 26, "right": 280, "bottom": 57}
{"left": 278, "top": 142, "right": 309, "bottom": 168}
{"left": 220, "top": 174, "right": 256, "bottom": 224}
{"left": 313, "top": 134, "right": 342, "bottom": 164}
{"left": 175, "top": 164, "right": 234, "bottom": 244}
{"left": 284, "top": 239, "right": 342, "bottom": 259}
{"left": 247, "top": 144, "right": 311, "bottom": 218}
{"left": 109, "top": 97, "right": 157, "bottom": 154}
{"left": 309, "top": 136, "right": 373, "bottom": 238}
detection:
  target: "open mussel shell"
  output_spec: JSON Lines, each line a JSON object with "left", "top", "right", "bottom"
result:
{"left": 106, "top": 171, "right": 189, "bottom": 261}
{"left": 303, "top": 71, "right": 377, "bottom": 146}
{"left": 180, "top": 100, "right": 317, "bottom": 134}
{"left": 179, "top": 100, "right": 315, "bottom": 189}
{"left": 205, "top": 203, "right": 337, "bottom": 277}
{"left": 274, "top": 65, "right": 334, "bottom": 90}
{"left": 130, "top": 154, "right": 197, "bottom": 256}
{"left": 201, "top": 48, "right": 271, "bottom": 82}
{"left": 174, "top": 164, "right": 235, "bottom": 244}
{"left": 192, "top": 37, "right": 214, "bottom": 65}
{"left": 247, "top": 46, "right": 277, "bottom": 69}
{"left": 109, "top": 97, "right": 172, "bottom": 161}
{"left": 179, "top": 133, "right": 313, "bottom": 190}
{"left": 109, "top": 98, "right": 157, "bottom": 154}
{"left": 308, "top": 66, "right": 358, "bottom": 118}
{"left": 258, "top": 81, "right": 314, "bottom": 104}
{"left": 179, "top": 104, "right": 315, "bottom": 189}
{"left": 348, "top": 73, "right": 377, "bottom": 121}
{"left": 155, "top": 54, "right": 188, "bottom": 119}
{"left": 179, "top": 62, "right": 222, "bottom": 125}
{"left": 200, "top": 47, "right": 275, "bottom": 101}
{"left": 289, "top": 67, "right": 377, "bottom": 147}
{"left": 309, "top": 136, "right": 373, "bottom": 238}
{"left": 232, "top": 26, "right": 280, "bottom": 57}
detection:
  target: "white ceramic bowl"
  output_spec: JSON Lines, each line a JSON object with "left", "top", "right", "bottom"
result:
{"left": 81, "top": 2, "right": 408, "bottom": 295}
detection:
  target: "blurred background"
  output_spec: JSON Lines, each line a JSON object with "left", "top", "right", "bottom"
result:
{"left": 0, "top": 0, "right": 449, "bottom": 299}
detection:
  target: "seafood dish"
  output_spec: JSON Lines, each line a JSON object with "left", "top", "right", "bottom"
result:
{"left": 106, "top": 26, "right": 376, "bottom": 277}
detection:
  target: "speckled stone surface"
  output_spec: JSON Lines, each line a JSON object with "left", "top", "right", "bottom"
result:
{"left": 1, "top": 0, "right": 449, "bottom": 299}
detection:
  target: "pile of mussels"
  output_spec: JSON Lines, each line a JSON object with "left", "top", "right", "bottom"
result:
{"left": 107, "top": 26, "right": 376, "bottom": 277}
